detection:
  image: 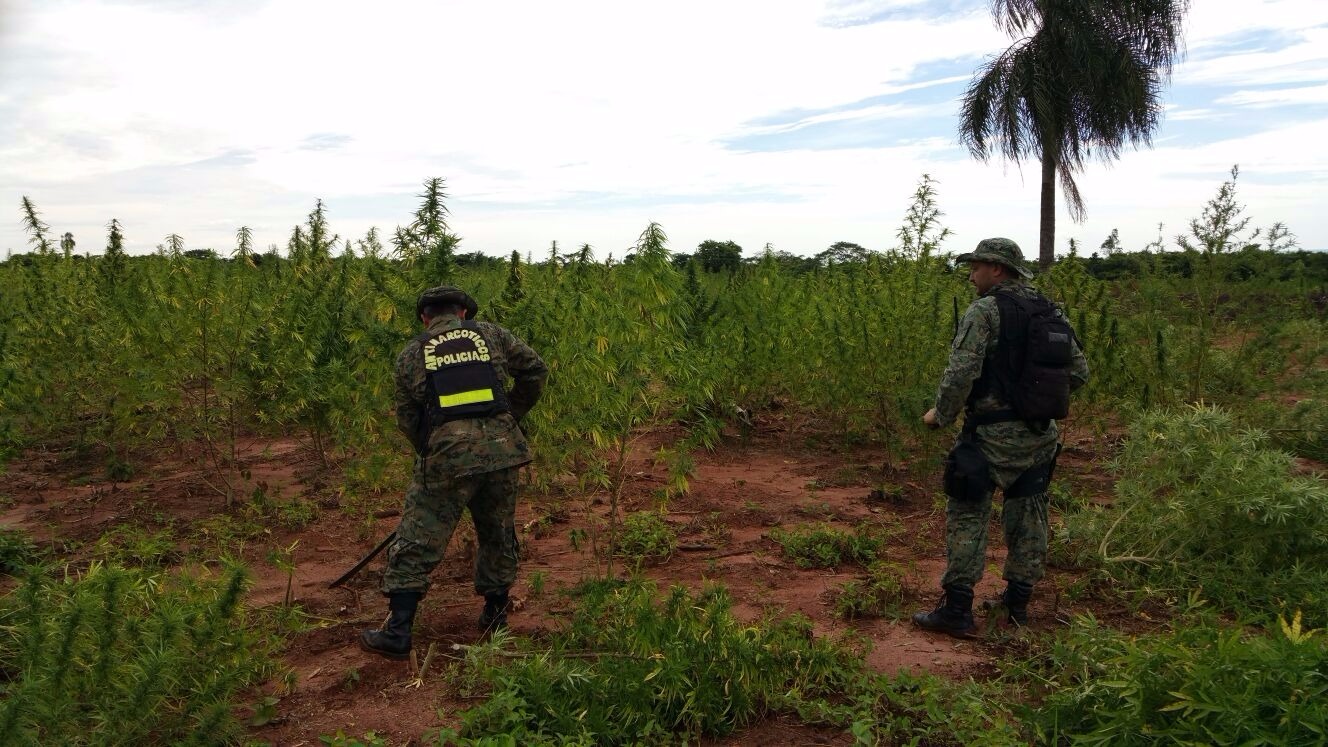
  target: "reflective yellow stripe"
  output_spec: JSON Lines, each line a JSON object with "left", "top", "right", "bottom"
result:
{"left": 438, "top": 388, "right": 495, "bottom": 407}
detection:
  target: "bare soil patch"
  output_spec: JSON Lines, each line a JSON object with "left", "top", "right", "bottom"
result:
{"left": 0, "top": 416, "right": 1126, "bottom": 744}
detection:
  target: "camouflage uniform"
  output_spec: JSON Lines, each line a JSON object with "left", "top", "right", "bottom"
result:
{"left": 382, "top": 312, "right": 547, "bottom": 597}
{"left": 932, "top": 243, "right": 1090, "bottom": 590}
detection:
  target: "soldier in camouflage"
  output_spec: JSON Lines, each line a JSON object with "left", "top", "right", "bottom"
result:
{"left": 915, "top": 238, "right": 1089, "bottom": 636}
{"left": 361, "top": 286, "right": 548, "bottom": 660}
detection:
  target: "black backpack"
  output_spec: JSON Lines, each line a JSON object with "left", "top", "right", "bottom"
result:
{"left": 977, "top": 291, "right": 1078, "bottom": 422}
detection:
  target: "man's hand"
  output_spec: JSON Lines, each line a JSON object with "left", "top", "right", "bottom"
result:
{"left": 922, "top": 408, "right": 941, "bottom": 429}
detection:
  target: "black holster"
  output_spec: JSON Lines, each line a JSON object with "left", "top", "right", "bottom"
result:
{"left": 943, "top": 437, "right": 992, "bottom": 503}
{"left": 1006, "top": 444, "right": 1062, "bottom": 499}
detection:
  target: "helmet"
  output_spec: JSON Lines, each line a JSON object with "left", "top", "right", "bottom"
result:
{"left": 415, "top": 286, "right": 479, "bottom": 319}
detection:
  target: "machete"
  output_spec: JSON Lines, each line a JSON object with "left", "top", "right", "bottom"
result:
{"left": 328, "top": 531, "right": 396, "bottom": 589}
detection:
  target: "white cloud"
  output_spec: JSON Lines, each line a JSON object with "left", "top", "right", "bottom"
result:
{"left": 1183, "top": 0, "right": 1328, "bottom": 47}
{"left": 1178, "top": 17, "right": 1328, "bottom": 87}
{"left": 1164, "top": 105, "right": 1223, "bottom": 121}
{"left": 739, "top": 101, "right": 951, "bottom": 136}
{"left": 1217, "top": 83, "right": 1328, "bottom": 108}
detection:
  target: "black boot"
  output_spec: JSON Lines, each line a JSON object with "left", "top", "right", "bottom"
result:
{"left": 360, "top": 591, "right": 420, "bottom": 660}
{"left": 982, "top": 581, "right": 1034, "bottom": 627}
{"left": 912, "top": 584, "right": 975, "bottom": 637}
{"left": 477, "top": 589, "right": 510, "bottom": 632}
{"left": 1001, "top": 581, "right": 1033, "bottom": 626}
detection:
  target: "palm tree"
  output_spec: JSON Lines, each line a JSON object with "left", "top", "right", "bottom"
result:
{"left": 959, "top": 0, "right": 1188, "bottom": 270}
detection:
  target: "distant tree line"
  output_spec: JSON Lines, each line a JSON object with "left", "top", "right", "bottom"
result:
{"left": 1079, "top": 247, "right": 1328, "bottom": 284}
{"left": 12, "top": 236, "right": 1322, "bottom": 284}
{"left": 668, "top": 240, "right": 880, "bottom": 275}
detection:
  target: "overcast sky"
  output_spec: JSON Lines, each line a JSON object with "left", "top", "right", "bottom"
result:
{"left": 2, "top": 0, "right": 1326, "bottom": 259}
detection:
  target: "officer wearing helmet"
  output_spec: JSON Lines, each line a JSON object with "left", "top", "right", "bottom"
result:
{"left": 915, "top": 238, "right": 1089, "bottom": 637}
{"left": 361, "top": 286, "right": 547, "bottom": 660}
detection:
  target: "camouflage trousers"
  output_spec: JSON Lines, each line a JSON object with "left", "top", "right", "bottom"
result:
{"left": 939, "top": 421, "right": 1059, "bottom": 589}
{"left": 382, "top": 465, "right": 521, "bottom": 597}
{"left": 940, "top": 481, "right": 1050, "bottom": 590}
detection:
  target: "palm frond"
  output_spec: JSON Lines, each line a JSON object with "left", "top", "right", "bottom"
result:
{"left": 960, "top": 0, "right": 1187, "bottom": 234}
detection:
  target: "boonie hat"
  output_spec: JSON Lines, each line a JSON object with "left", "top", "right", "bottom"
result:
{"left": 415, "top": 286, "right": 479, "bottom": 319}
{"left": 954, "top": 238, "right": 1033, "bottom": 278}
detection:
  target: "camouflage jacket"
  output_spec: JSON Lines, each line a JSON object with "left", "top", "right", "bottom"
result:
{"left": 394, "top": 313, "right": 548, "bottom": 477}
{"left": 933, "top": 279, "right": 1090, "bottom": 476}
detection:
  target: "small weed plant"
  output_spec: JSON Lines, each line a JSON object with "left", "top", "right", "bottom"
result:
{"left": 1067, "top": 405, "right": 1328, "bottom": 623}
{"left": 526, "top": 570, "right": 546, "bottom": 598}
{"left": 91, "top": 524, "right": 178, "bottom": 567}
{"left": 0, "top": 562, "right": 274, "bottom": 745}
{"left": 612, "top": 510, "right": 677, "bottom": 566}
{"left": 320, "top": 731, "right": 388, "bottom": 747}
{"left": 1026, "top": 608, "right": 1328, "bottom": 745}
{"left": 0, "top": 528, "right": 41, "bottom": 573}
{"left": 437, "top": 581, "right": 861, "bottom": 743}
{"left": 834, "top": 562, "right": 911, "bottom": 620}
{"left": 436, "top": 580, "right": 1022, "bottom": 745}
{"left": 771, "top": 522, "right": 894, "bottom": 569}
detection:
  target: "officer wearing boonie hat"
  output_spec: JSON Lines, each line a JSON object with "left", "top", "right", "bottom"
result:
{"left": 360, "top": 285, "right": 548, "bottom": 660}
{"left": 953, "top": 237, "right": 1034, "bottom": 278}
{"left": 915, "top": 238, "right": 1089, "bottom": 637}
{"left": 415, "top": 285, "right": 478, "bottom": 319}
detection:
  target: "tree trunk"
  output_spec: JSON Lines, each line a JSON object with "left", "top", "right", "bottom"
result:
{"left": 1038, "top": 152, "right": 1056, "bottom": 271}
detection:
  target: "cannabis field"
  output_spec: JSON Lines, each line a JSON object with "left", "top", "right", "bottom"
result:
{"left": 2, "top": 174, "right": 1327, "bottom": 745}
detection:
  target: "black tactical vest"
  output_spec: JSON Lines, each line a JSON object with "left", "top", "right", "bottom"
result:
{"left": 417, "top": 321, "right": 511, "bottom": 425}
{"left": 969, "top": 290, "right": 1077, "bottom": 423}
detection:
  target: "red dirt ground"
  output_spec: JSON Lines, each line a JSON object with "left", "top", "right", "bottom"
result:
{"left": 1, "top": 414, "right": 1131, "bottom": 746}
